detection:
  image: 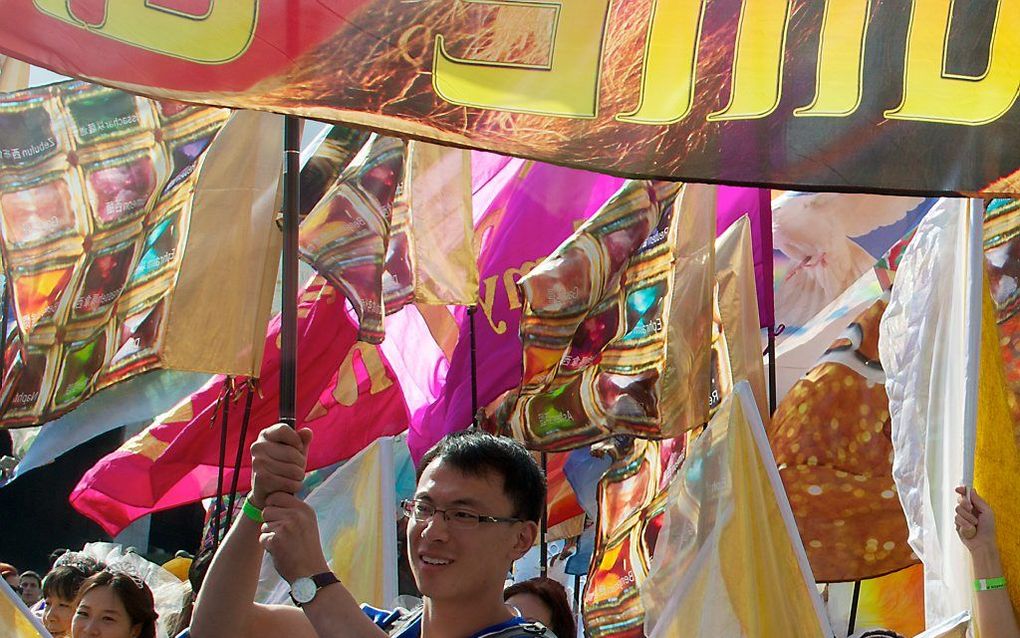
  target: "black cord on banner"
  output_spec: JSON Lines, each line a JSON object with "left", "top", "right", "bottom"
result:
{"left": 767, "top": 324, "right": 778, "bottom": 415}
{"left": 211, "top": 378, "right": 233, "bottom": 548}
{"left": 0, "top": 277, "right": 9, "bottom": 395}
{"left": 223, "top": 380, "right": 256, "bottom": 533}
{"left": 468, "top": 305, "right": 479, "bottom": 427}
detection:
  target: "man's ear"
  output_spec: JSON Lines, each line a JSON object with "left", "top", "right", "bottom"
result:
{"left": 510, "top": 521, "right": 540, "bottom": 560}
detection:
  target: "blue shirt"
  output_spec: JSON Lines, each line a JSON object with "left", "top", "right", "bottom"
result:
{"left": 361, "top": 604, "right": 550, "bottom": 638}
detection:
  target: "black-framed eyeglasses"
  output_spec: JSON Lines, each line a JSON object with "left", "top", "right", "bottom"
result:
{"left": 401, "top": 498, "right": 523, "bottom": 529}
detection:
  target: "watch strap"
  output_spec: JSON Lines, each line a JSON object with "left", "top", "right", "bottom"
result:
{"left": 291, "top": 571, "right": 340, "bottom": 607}
{"left": 311, "top": 571, "right": 341, "bottom": 590}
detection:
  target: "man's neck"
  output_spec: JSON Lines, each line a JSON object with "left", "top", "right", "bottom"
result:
{"left": 421, "top": 594, "right": 514, "bottom": 638}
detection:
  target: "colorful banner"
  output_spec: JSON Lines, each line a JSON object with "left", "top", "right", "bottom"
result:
{"left": 410, "top": 154, "right": 624, "bottom": 460}
{"left": 503, "top": 182, "right": 714, "bottom": 450}
{"left": 0, "top": 82, "right": 282, "bottom": 427}
{"left": 5, "top": 3, "right": 1020, "bottom": 194}
{"left": 641, "top": 384, "right": 830, "bottom": 638}
{"left": 70, "top": 277, "right": 411, "bottom": 535}
{"left": 771, "top": 193, "right": 933, "bottom": 337}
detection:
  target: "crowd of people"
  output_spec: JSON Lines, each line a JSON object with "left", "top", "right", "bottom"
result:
{"left": 3, "top": 425, "right": 1016, "bottom": 638}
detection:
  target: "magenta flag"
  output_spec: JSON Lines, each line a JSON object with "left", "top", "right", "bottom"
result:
{"left": 70, "top": 277, "right": 410, "bottom": 535}
{"left": 408, "top": 154, "right": 624, "bottom": 460}
{"left": 716, "top": 186, "right": 775, "bottom": 328}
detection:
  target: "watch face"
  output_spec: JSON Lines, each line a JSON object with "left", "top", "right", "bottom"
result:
{"left": 291, "top": 577, "right": 317, "bottom": 604}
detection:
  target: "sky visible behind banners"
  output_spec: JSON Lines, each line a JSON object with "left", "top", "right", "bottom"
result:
{"left": 5, "top": 2, "right": 1020, "bottom": 194}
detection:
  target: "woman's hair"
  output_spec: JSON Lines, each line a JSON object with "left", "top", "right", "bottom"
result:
{"left": 504, "top": 577, "right": 576, "bottom": 638}
{"left": 42, "top": 553, "right": 105, "bottom": 601}
{"left": 75, "top": 570, "right": 158, "bottom": 638}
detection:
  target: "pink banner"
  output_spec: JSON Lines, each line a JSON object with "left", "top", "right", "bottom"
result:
{"left": 409, "top": 155, "right": 624, "bottom": 460}
{"left": 70, "top": 277, "right": 410, "bottom": 535}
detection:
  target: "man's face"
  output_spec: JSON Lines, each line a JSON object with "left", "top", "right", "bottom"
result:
{"left": 3, "top": 573, "right": 19, "bottom": 591}
{"left": 408, "top": 460, "right": 537, "bottom": 604}
{"left": 19, "top": 576, "right": 40, "bottom": 605}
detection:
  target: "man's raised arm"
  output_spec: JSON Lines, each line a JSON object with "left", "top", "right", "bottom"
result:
{"left": 190, "top": 424, "right": 387, "bottom": 638}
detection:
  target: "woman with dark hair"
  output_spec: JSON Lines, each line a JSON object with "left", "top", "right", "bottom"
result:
{"left": 42, "top": 553, "right": 105, "bottom": 637}
{"left": 504, "top": 577, "right": 576, "bottom": 638}
{"left": 71, "top": 570, "right": 158, "bottom": 638}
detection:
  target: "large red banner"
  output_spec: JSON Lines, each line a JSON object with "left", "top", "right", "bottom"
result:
{"left": 1, "top": 1, "right": 1020, "bottom": 195}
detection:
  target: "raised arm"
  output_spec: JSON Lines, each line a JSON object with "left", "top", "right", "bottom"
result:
{"left": 190, "top": 424, "right": 315, "bottom": 638}
{"left": 955, "top": 486, "right": 1020, "bottom": 638}
{"left": 259, "top": 491, "right": 389, "bottom": 638}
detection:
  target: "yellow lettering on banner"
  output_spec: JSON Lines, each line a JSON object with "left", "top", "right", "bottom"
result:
{"left": 432, "top": 0, "right": 610, "bottom": 118}
{"left": 478, "top": 274, "right": 508, "bottom": 334}
{"left": 334, "top": 343, "right": 393, "bottom": 407}
{"left": 307, "top": 342, "right": 394, "bottom": 420}
{"left": 32, "top": 0, "right": 257, "bottom": 63}
{"left": 616, "top": 0, "right": 707, "bottom": 125}
{"left": 707, "top": 0, "right": 792, "bottom": 121}
{"left": 794, "top": 0, "right": 870, "bottom": 117}
{"left": 885, "top": 0, "right": 1020, "bottom": 125}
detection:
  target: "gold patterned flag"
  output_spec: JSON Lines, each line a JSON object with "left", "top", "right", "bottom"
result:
{"left": 299, "top": 133, "right": 477, "bottom": 343}
{"left": 0, "top": 82, "right": 282, "bottom": 428}
{"left": 642, "top": 383, "right": 830, "bottom": 638}
{"left": 503, "top": 181, "right": 714, "bottom": 451}
{"left": 579, "top": 211, "right": 770, "bottom": 638}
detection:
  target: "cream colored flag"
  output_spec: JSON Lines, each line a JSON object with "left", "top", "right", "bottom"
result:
{"left": 641, "top": 382, "right": 831, "bottom": 638}
{"left": 715, "top": 215, "right": 769, "bottom": 422}
{"left": 0, "top": 577, "right": 49, "bottom": 637}
{"left": 0, "top": 55, "right": 30, "bottom": 93}
{"left": 406, "top": 141, "right": 478, "bottom": 305}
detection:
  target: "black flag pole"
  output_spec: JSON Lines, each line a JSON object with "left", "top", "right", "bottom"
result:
{"left": 540, "top": 452, "right": 548, "bottom": 578}
{"left": 468, "top": 305, "right": 479, "bottom": 427}
{"left": 280, "top": 116, "right": 300, "bottom": 428}
{"left": 768, "top": 323, "right": 777, "bottom": 415}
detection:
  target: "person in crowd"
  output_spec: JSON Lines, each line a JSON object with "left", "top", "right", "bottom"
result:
{"left": 41, "top": 553, "right": 106, "bottom": 638}
{"left": 191, "top": 426, "right": 551, "bottom": 638}
{"left": 504, "top": 577, "right": 576, "bottom": 638}
{"left": 71, "top": 569, "right": 158, "bottom": 638}
{"left": 1, "top": 562, "right": 20, "bottom": 593}
{"left": 954, "top": 485, "right": 1020, "bottom": 638}
{"left": 19, "top": 570, "right": 42, "bottom": 606}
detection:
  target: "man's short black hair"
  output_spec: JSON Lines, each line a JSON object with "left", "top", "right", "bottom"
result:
{"left": 417, "top": 430, "right": 546, "bottom": 524}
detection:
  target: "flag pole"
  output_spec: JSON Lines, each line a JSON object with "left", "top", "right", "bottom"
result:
{"left": 469, "top": 305, "right": 480, "bottom": 426}
{"left": 847, "top": 580, "right": 862, "bottom": 636}
{"left": 540, "top": 452, "right": 548, "bottom": 578}
{"left": 961, "top": 198, "right": 984, "bottom": 486}
{"left": 280, "top": 116, "right": 301, "bottom": 428}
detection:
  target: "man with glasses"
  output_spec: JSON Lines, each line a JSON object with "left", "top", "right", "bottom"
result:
{"left": 191, "top": 425, "right": 553, "bottom": 638}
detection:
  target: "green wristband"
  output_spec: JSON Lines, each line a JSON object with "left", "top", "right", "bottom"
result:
{"left": 242, "top": 498, "right": 264, "bottom": 524}
{"left": 975, "top": 577, "right": 1007, "bottom": 591}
